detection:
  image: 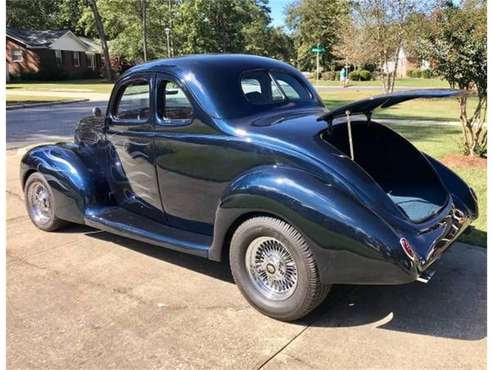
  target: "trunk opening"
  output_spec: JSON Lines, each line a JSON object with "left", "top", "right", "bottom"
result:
{"left": 322, "top": 121, "right": 448, "bottom": 222}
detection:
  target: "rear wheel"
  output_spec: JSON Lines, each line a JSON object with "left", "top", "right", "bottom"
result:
{"left": 229, "top": 216, "right": 330, "bottom": 321}
{"left": 24, "top": 172, "right": 68, "bottom": 231}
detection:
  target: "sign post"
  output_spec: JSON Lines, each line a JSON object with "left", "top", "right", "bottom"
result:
{"left": 311, "top": 45, "right": 326, "bottom": 87}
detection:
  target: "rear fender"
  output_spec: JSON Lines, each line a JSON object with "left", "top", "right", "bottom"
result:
{"left": 209, "top": 166, "right": 416, "bottom": 284}
{"left": 20, "top": 144, "right": 107, "bottom": 224}
{"left": 425, "top": 154, "right": 478, "bottom": 218}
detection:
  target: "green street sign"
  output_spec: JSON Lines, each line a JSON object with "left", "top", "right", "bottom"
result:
{"left": 311, "top": 47, "right": 326, "bottom": 53}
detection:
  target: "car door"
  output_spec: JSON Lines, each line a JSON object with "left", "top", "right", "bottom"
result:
{"left": 105, "top": 73, "right": 165, "bottom": 222}
{"left": 152, "top": 73, "right": 226, "bottom": 235}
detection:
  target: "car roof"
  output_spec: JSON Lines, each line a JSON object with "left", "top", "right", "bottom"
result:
{"left": 123, "top": 54, "right": 292, "bottom": 76}
{"left": 121, "top": 54, "right": 323, "bottom": 119}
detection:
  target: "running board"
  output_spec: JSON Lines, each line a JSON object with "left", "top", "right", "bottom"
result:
{"left": 85, "top": 207, "right": 211, "bottom": 258}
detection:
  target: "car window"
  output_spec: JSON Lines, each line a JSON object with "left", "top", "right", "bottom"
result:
{"left": 159, "top": 81, "right": 193, "bottom": 120}
{"left": 240, "top": 70, "right": 311, "bottom": 105}
{"left": 271, "top": 71, "right": 312, "bottom": 100}
{"left": 115, "top": 80, "right": 150, "bottom": 121}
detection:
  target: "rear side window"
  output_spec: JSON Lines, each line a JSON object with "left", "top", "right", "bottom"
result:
{"left": 115, "top": 80, "right": 150, "bottom": 121}
{"left": 240, "top": 70, "right": 312, "bottom": 105}
{"left": 159, "top": 81, "right": 193, "bottom": 120}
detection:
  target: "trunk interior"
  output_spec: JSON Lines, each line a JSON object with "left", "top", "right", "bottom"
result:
{"left": 322, "top": 121, "right": 448, "bottom": 222}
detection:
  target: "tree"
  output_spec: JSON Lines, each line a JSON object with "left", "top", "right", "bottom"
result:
{"left": 175, "top": 0, "right": 258, "bottom": 54}
{"left": 84, "top": 0, "right": 177, "bottom": 62}
{"left": 353, "top": 0, "right": 422, "bottom": 93}
{"left": 87, "top": 0, "right": 113, "bottom": 81}
{"left": 7, "top": 0, "right": 85, "bottom": 31}
{"left": 286, "top": 0, "right": 349, "bottom": 70}
{"left": 334, "top": 16, "right": 376, "bottom": 69}
{"left": 418, "top": 0, "right": 486, "bottom": 157}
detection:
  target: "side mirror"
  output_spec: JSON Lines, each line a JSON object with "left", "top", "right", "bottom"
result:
{"left": 92, "top": 107, "right": 102, "bottom": 117}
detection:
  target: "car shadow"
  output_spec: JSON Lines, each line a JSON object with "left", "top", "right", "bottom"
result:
{"left": 83, "top": 227, "right": 235, "bottom": 284}
{"left": 63, "top": 225, "right": 485, "bottom": 341}
{"left": 303, "top": 245, "right": 486, "bottom": 341}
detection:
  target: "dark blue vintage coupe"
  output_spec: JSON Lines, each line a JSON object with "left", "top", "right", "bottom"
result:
{"left": 21, "top": 55, "right": 478, "bottom": 321}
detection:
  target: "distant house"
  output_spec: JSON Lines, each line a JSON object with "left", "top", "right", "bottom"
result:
{"left": 6, "top": 28, "right": 103, "bottom": 81}
{"left": 383, "top": 47, "right": 430, "bottom": 78}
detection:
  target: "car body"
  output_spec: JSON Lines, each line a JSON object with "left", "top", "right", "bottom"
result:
{"left": 20, "top": 55, "right": 478, "bottom": 321}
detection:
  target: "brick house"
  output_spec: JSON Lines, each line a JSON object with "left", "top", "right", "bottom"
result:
{"left": 6, "top": 28, "right": 103, "bottom": 81}
{"left": 383, "top": 47, "right": 430, "bottom": 78}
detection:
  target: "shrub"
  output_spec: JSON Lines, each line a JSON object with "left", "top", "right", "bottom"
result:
{"left": 411, "top": 69, "right": 422, "bottom": 78}
{"left": 421, "top": 69, "right": 433, "bottom": 79}
{"left": 358, "top": 70, "right": 372, "bottom": 81}
{"left": 322, "top": 71, "right": 337, "bottom": 80}
{"left": 349, "top": 70, "right": 360, "bottom": 81}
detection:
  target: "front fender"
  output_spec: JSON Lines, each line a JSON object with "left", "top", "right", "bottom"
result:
{"left": 20, "top": 143, "right": 106, "bottom": 224}
{"left": 209, "top": 166, "right": 416, "bottom": 284}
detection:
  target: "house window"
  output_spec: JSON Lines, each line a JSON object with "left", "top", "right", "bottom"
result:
{"left": 87, "top": 53, "right": 95, "bottom": 69}
{"left": 11, "top": 49, "right": 23, "bottom": 63}
{"left": 73, "top": 51, "right": 80, "bottom": 67}
{"left": 55, "top": 50, "right": 62, "bottom": 66}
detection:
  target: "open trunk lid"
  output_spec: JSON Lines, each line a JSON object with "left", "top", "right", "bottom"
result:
{"left": 317, "top": 89, "right": 464, "bottom": 123}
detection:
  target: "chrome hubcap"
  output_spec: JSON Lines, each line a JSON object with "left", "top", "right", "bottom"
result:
{"left": 28, "top": 181, "right": 52, "bottom": 225}
{"left": 245, "top": 237, "right": 298, "bottom": 300}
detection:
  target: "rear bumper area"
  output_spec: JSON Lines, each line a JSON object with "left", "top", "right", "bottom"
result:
{"left": 410, "top": 204, "right": 472, "bottom": 275}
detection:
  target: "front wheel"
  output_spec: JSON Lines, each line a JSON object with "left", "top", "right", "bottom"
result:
{"left": 229, "top": 216, "right": 330, "bottom": 321}
{"left": 24, "top": 172, "right": 68, "bottom": 231}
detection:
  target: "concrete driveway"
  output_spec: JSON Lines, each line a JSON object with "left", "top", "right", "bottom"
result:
{"left": 6, "top": 150, "right": 486, "bottom": 369}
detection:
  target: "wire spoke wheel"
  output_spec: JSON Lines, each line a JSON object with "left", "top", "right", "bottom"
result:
{"left": 245, "top": 236, "right": 298, "bottom": 301}
{"left": 27, "top": 180, "right": 52, "bottom": 226}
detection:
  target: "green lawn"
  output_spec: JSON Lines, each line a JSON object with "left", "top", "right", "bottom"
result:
{"left": 321, "top": 90, "right": 480, "bottom": 122}
{"left": 6, "top": 94, "right": 74, "bottom": 106}
{"left": 385, "top": 124, "right": 486, "bottom": 247}
{"left": 312, "top": 78, "right": 450, "bottom": 88}
{"left": 6, "top": 79, "right": 114, "bottom": 94}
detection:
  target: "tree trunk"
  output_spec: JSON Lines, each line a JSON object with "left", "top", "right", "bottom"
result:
{"left": 141, "top": 0, "right": 148, "bottom": 62}
{"left": 389, "top": 45, "right": 400, "bottom": 93}
{"left": 88, "top": 0, "right": 113, "bottom": 81}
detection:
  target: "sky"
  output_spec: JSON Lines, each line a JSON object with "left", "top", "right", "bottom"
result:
{"left": 269, "top": 0, "right": 291, "bottom": 28}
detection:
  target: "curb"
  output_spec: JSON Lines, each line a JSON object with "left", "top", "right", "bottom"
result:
{"left": 6, "top": 98, "right": 89, "bottom": 110}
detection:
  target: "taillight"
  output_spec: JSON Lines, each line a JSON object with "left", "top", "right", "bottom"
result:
{"left": 400, "top": 238, "right": 415, "bottom": 261}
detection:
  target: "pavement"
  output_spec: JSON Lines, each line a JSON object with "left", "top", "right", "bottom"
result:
{"left": 6, "top": 89, "right": 109, "bottom": 102}
{"left": 6, "top": 100, "right": 107, "bottom": 149}
{"left": 6, "top": 148, "right": 487, "bottom": 369}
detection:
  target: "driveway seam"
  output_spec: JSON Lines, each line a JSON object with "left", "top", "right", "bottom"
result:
{"left": 7, "top": 190, "right": 23, "bottom": 201}
{"left": 256, "top": 322, "right": 313, "bottom": 369}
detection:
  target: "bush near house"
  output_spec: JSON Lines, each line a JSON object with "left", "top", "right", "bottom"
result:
{"left": 358, "top": 70, "right": 372, "bottom": 81}
{"left": 406, "top": 68, "right": 434, "bottom": 79}
{"left": 322, "top": 71, "right": 338, "bottom": 80}
{"left": 348, "top": 69, "right": 373, "bottom": 81}
{"left": 9, "top": 65, "right": 101, "bottom": 82}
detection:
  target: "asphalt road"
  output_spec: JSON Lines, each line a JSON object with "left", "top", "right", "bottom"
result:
{"left": 6, "top": 100, "right": 107, "bottom": 149}
{"left": 5, "top": 151, "right": 487, "bottom": 369}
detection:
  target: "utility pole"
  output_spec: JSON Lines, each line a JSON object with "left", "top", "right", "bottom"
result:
{"left": 141, "top": 0, "right": 148, "bottom": 62}
{"left": 165, "top": 27, "right": 171, "bottom": 58}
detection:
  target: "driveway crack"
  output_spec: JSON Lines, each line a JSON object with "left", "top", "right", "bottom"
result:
{"left": 6, "top": 190, "right": 23, "bottom": 201}
{"left": 256, "top": 322, "right": 313, "bottom": 369}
